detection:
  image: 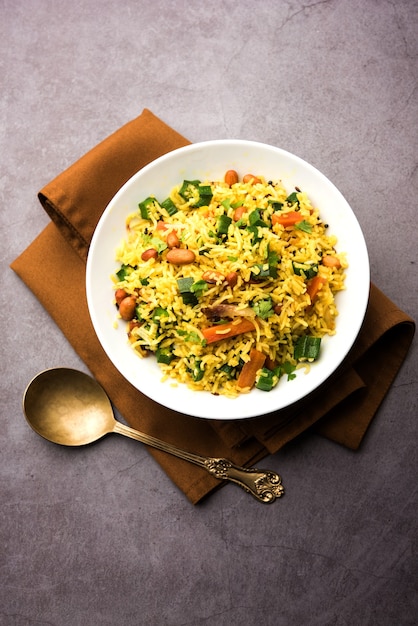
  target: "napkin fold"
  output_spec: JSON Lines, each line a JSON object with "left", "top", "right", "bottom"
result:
{"left": 11, "top": 109, "right": 415, "bottom": 504}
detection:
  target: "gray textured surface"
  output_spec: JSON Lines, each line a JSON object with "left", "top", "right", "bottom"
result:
{"left": 1, "top": 1, "right": 417, "bottom": 625}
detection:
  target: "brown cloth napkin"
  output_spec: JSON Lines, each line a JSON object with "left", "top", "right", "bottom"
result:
{"left": 11, "top": 109, "right": 415, "bottom": 504}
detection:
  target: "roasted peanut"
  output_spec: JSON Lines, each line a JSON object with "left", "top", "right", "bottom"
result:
{"left": 141, "top": 248, "right": 158, "bottom": 261}
{"left": 166, "top": 230, "right": 180, "bottom": 249}
{"left": 243, "top": 173, "right": 261, "bottom": 185}
{"left": 202, "top": 270, "right": 224, "bottom": 284}
{"left": 119, "top": 296, "right": 137, "bottom": 321}
{"left": 166, "top": 248, "right": 196, "bottom": 265}
{"left": 233, "top": 205, "right": 247, "bottom": 222}
{"left": 225, "top": 271, "right": 238, "bottom": 288}
{"left": 273, "top": 304, "right": 282, "bottom": 315}
{"left": 322, "top": 255, "right": 341, "bottom": 268}
{"left": 224, "top": 169, "right": 239, "bottom": 186}
{"left": 115, "top": 288, "right": 128, "bottom": 306}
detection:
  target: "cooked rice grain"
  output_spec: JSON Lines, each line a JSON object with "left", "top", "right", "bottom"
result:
{"left": 113, "top": 176, "right": 347, "bottom": 396}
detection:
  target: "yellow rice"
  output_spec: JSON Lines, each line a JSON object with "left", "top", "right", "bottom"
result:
{"left": 112, "top": 174, "right": 347, "bottom": 397}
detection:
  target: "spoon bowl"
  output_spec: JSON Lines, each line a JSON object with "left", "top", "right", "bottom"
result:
{"left": 23, "top": 368, "right": 284, "bottom": 503}
{"left": 23, "top": 368, "right": 115, "bottom": 446}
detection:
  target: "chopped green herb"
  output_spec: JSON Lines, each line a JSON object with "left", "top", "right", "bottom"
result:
{"left": 248, "top": 208, "right": 268, "bottom": 228}
{"left": 177, "top": 277, "right": 198, "bottom": 306}
{"left": 266, "top": 246, "right": 280, "bottom": 278}
{"left": 247, "top": 224, "right": 263, "bottom": 244}
{"left": 152, "top": 239, "right": 168, "bottom": 254}
{"left": 190, "top": 279, "right": 209, "bottom": 297}
{"left": 245, "top": 209, "right": 269, "bottom": 243}
{"left": 152, "top": 307, "right": 169, "bottom": 323}
{"left": 141, "top": 234, "right": 167, "bottom": 254}
{"left": 268, "top": 200, "right": 283, "bottom": 210}
{"left": 253, "top": 298, "right": 274, "bottom": 319}
{"left": 177, "top": 330, "right": 203, "bottom": 344}
{"left": 295, "top": 220, "right": 312, "bottom": 233}
{"left": 188, "top": 332, "right": 203, "bottom": 344}
{"left": 217, "top": 214, "right": 232, "bottom": 235}
{"left": 116, "top": 264, "right": 134, "bottom": 281}
{"left": 292, "top": 261, "right": 318, "bottom": 279}
{"left": 267, "top": 247, "right": 280, "bottom": 267}
{"left": 282, "top": 361, "right": 297, "bottom": 380}
{"left": 286, "top": 191, "right": 300, "bottom": 206}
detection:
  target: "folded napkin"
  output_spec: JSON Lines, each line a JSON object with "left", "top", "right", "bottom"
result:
{"left": 11, "top": 109, "right": 415, "bottom": 504}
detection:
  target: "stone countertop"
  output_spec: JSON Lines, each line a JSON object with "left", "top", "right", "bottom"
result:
{"left": 2, "top": 1, "right": 417, "bottom": 625}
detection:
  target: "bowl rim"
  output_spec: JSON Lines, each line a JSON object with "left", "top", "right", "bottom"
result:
{"left": 86, "top": 139, "right": 370, "bottom": 420}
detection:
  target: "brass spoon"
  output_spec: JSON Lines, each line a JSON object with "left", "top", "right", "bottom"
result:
{"left": 23, "top": 368, "right": 284, "bottom": 503}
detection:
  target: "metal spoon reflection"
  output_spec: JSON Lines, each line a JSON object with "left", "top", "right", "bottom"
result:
{"left": 23, "top": 368, "right": 284, "bottom": 503}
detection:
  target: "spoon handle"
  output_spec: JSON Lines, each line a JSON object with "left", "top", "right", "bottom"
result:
{"left": 112, "top": 421, "right": 284, "bottom": 503}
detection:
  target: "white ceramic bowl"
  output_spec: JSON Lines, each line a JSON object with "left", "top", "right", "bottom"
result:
{"left": 86, "top": 140, "right": 369, "bottom": 420}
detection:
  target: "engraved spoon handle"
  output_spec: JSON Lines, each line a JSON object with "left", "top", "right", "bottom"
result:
{"left": 113, "top": 421, "right": 284, "bottom": 503}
